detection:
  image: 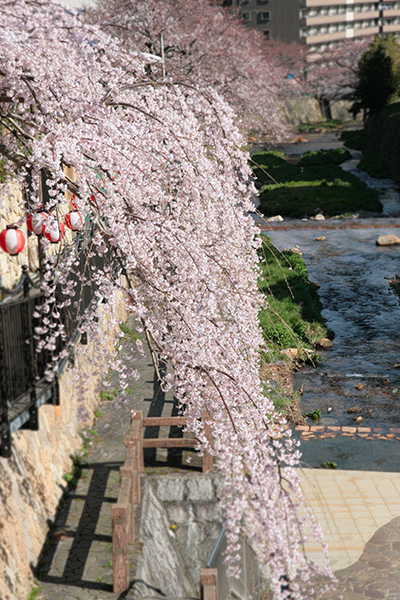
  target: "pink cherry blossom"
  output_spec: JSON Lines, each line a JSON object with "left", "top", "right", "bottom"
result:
{"left": 0, "top": 1, "right": 335, "bottom": 597}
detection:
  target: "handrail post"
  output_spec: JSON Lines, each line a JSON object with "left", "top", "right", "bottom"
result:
{"left": 112, "top": 477, "right": 130, "bottom": 594}
{"left": 131, "top": 410, "right": 143, "bottom": 473}
{"left": 202, "top": 410, "right": 214, "bottom": 473}
{"left": 122, "top": 439, "right": 136, "bottom": 543}
{"left": 200, "top": 568, "right": 218, "bottom": 600}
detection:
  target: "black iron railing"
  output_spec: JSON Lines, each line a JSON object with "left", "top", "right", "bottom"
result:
{"left": 0, "top": 232, "right": 115, "bottom": 457}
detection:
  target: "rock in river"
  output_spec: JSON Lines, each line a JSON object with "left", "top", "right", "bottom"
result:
{"left": 284, "top": 245, "right": 303, "bottom": 255}
{"left": 280, "top": 348, "right": 299, "bottom": 361}
{"left": 266, "top": 215, "right": 284, "bottom": 223}
{"left": 317, "top": 338, "right": 333, "bottom": 349}
{"left": 376, "top": 235, "right": 400, "bottom": 246}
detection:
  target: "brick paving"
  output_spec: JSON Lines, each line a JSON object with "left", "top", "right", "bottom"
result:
{"left": 295, "top": 425, "right": 400, "bottom": 441}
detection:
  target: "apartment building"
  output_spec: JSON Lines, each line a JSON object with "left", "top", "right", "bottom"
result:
{"left": 229, "top": 0, "right": 400, "bottom": 50}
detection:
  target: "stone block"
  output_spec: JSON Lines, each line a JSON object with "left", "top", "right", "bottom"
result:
{"left": 155, "top": 477, "right": 185, "bottom": 502}
{"left": 165, "top": 503, "right": 191, "bottom": 525}
{"left": 185, "top": 476, "right": 215, "bottom": 502}
{"left": 194, "top": 503, "right": 222, "bottom": 524}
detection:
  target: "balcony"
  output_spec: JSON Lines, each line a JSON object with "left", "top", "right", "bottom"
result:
{"left": 301, "top": 0, "right": 377, "bottom": 6}
{"left": 304, "top": 11, "right": 379, "bottom": 25}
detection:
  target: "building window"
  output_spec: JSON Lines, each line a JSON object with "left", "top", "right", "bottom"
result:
{"left": 257, "top": 0, "right": 269, "bottom": 4}
{"left": 242, "top": 11, "right": 250, "bottom": 20}
{"left": 264, "top": 29, "right": 271, "bottom": 39}
{"left": 260, "top": 11, "right": 270, "bottom": 21}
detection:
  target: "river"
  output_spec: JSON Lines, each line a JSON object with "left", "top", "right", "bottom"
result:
{"left": 260, "top": 132, "right": 400, "bottom": 471}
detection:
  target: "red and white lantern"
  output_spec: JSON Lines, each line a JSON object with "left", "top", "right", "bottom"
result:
{"left": 65, "top": 210, "right": 83, "bottom": 231}
{"left": 45, "top": 220, "right": 65, "bottom": 243}
{"left": 70, "top": 194, "right": 78, "bottom": 211}
{"left": 0, "top": 225, "right": 27, "bottom": 255}
{"left": 27, "top": 210, "right": 48, "bottom": 235}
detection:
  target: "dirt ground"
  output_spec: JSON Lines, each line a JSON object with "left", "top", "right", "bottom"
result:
{"left": 261, "top": 361, "right": 305, "bottom": 426}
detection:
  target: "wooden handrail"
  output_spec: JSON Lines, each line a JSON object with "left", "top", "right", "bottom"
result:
{"left": 142, "top": 416, "right": 187, "bottom": 427}
{"left": 140, "top": 409, "right": 213, "bottom": 473}
{"left": 112, "top": 417, "right": 142, "bottom": 594}
{"left": 112, "top": 475, "right": 132, "bottom": 593}
{"left": 200, "top": 568, "right": 218, "bottom": 600}
{"left": 143, "top": 437, "right": 198, "bottom": 448}
{"left": 112, "top": 408, "right": 214, "bottom": 594}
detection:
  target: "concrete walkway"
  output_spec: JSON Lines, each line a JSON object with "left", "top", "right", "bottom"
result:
{"left": 33, "top": 336, "right": 400, "bottom": 600}
{"left": 302, "top": 469, "right": 400, "bottom": 572}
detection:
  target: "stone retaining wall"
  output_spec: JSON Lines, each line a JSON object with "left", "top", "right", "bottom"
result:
{"left": 132, "top": 473, "right": 223, "bottom": 598}
{"left": 280, "top": 97, "right": 361, "bottom": 128}
{"left": 0, "top": 295, "right": 127, "bottom": 600}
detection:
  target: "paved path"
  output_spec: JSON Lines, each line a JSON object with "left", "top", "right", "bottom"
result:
{"left": 301, "top": 469, "right": 400, "bottom": 572}
{"left": 35, "top": 335, "right": 197, "bottom": 600}
{"left": 32, "top": 330, "right": 400, "bottom": 600}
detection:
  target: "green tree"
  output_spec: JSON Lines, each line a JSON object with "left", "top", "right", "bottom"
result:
{"left": 350, "top": 35, "right": 400, "bottom": 118}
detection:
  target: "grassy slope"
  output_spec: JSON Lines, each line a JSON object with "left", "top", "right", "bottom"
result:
{"left": 341, "top": 129, "right": 392, "bottom": 179}
{"left": 257, "top": 234, "right": 331, "bottom": 362}
{"left": 252, "top": 149, "right": 382, "bottom": 218}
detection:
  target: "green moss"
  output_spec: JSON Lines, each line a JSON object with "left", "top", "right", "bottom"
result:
{"left": 259, "top": 183, "right": 381, "bottom": 218}
{"left": 0, "top": 158, "right": 9, "bottom": 184}
{"left": 119, "top": 322, "right": 141, "bottom": 343}
{"left": 341, "top": 129, "right": 368, "bottom": 151}
{"left": 342, "top": 124, "right": 392, "bottom": 179}
{"left": 358, "top": 150, "right": 391, "bottom": 179}
{"left": 27, "top": 585, "right": 41, "bottom": 600}
{"left": 298, "top": 148, "right": 352, "bottom": 167}
{"left": 253, "top": 147, "right": 382, "bottom": 218}
{"left": 298, "top": 119, "right": 344, "bottom": 133}
{"left": 251, "top": 150, "right": 286, "bottom": 167}
{"left": 99, "top": 387, "right": 132, "bottom": 401}
{"left": 304, "top": 409, "right": 322, "bottom": 421}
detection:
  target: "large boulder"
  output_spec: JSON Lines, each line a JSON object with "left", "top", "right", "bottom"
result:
{"left": 376, "top": 235, "right": 400, "bottom": 246}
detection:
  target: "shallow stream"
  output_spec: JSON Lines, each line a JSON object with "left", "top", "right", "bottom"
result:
{"left": 270, "top": 224, "right": 400, "bottom": 470}
{"left": 270, "top": 225, "right": 400, "bottom": 428}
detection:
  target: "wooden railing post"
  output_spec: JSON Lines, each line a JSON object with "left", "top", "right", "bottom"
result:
{"left": 121, "top": 440, "right": 135, "bottom": 543}
{"left": 131, "top": 410, "right": 143, "bottom": 473}
{"left": 112, "top": 476, "right": 131, "bottom": 593}
{"left": 202, "top": 410, "right": 214, "bottom": 473}
{"left": 200, "top": 568, "right": 218, "bottom": 600}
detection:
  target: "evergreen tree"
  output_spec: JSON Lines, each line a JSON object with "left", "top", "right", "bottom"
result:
{"left": 350, "top": 35, "right": 400, "bottom": 117}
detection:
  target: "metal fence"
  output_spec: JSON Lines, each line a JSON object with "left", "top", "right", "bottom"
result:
{"left": 207, "top": 529, "right": 261, "bottom": 600}
{"left": 0, "top": 233, "right": 115, "bottom": 457}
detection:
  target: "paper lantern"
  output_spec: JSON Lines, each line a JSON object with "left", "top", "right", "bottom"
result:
{"left": 45, "top": 221, "right": 65, "bottom": 243}
{"left": 70, "top": 194, "right": 78, "bottom": 210}
{"left": 65, "top": 210, "right": 83, "bottom": 231}
{"left": 0, "top": 225, "right": 27, "bottom": 255}
{"left": 27, "top": 210, "right": 48, "bottom": 235}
